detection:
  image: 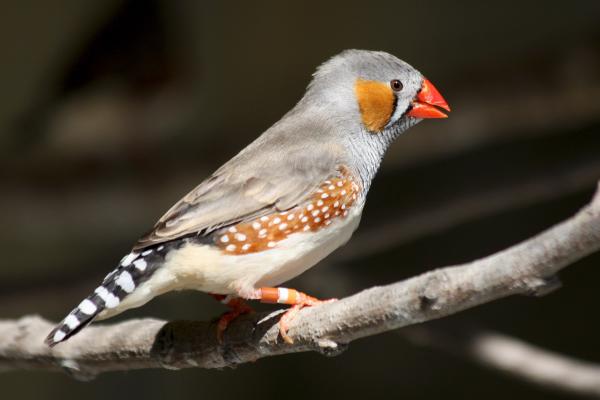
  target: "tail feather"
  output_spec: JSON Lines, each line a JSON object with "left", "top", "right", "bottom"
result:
{"left": 45, "top": 244, "right": 168, "bottom": 347}
{"left": 45, "top": 297, "right": 102, "bottom": 347}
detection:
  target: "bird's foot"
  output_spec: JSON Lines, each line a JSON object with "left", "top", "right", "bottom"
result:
{"left": 211, "top": 294, "right": 254, "bottom": 342}
{"left": 258, "top": 287, "right": 337, "bottom": 344}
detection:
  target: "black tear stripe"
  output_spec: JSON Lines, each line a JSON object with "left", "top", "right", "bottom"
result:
{"left": 390, "top": 93, "right": 398, "bottom": 121}
{"left": 44, "top": 242, "right": 179, "bottom": 347}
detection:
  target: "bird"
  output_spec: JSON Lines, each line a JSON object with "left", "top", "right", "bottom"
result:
{"left": 45, "top": 49, "right": 450, "bottom": 347}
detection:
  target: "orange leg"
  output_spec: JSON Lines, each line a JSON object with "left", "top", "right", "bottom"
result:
{"left": 210, "top": 294, "right": 254, "bottom": 342}
{"left": 258, "top": 287, "right": 337, "bottom": 344}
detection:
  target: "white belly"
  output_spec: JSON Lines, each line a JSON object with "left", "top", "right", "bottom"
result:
{"left": 168, "top": 206, "right": 362, "bottom": 295}
{"left": 103, "top": 207, "right": 362, "bottom": 317}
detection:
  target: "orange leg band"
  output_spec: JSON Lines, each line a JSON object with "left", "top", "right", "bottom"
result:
{"left": 259, "top": 287, "right": 319, "bottom": 305}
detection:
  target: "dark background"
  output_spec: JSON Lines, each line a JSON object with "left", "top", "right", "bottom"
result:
{"left": 1, "top": 1, "right": 600, "bottom": 398}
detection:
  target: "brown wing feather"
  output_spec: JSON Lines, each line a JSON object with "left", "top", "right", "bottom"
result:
{"left": 133, "top": 127, "right": 344, "bottom": 250}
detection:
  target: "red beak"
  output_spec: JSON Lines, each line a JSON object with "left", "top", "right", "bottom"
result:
{"left": 407, "top": 78, "right": 450, "bottom": 119}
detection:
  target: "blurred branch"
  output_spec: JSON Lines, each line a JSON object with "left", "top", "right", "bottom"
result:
{"left": 0, "top": 182, "right": 599, "bottom": 379}
{"left": 403, "top": 325, "right": 600, "bottom": 398}
{"left": 339, "top": 159, "right": 600, "bottom": 261}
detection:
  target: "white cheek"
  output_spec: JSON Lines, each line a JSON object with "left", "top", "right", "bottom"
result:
{"left": 385, "top": 98, "right": 409, "bottom": 130}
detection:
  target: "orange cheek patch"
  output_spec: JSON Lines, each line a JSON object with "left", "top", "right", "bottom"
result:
{"left": 354, "top": 79, "right": 395, "bottom": 133}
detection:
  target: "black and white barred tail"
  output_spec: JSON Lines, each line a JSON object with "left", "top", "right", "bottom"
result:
{"left": 45, "top": 244, "right": 168, "bottom": 347}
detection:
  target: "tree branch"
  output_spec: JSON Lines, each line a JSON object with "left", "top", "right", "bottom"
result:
{"left": 1, "top": 182, "right": 599, "bottom": 379}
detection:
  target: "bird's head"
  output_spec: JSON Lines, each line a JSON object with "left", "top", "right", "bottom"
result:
{"left": 304, "top": 49, "right": 450, "bottom": 139}
{"left": 296, "top": 49, "right": 450, "bottom": 189}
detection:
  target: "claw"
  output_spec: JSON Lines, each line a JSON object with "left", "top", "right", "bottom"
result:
{"left": 278, "top": 297, "right": 337, "bottom": 344}
{"left": 212, "top": 295, "right": 254, "bottom": 342}
{"left": 216, "top": 288, "right": 337, "bottom": 344}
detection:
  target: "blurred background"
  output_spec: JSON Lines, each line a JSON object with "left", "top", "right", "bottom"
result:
{"left": 1, "top": 0, "right": 600, "bottom": 398}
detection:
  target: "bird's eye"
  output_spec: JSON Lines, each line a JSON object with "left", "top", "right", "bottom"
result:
{"left": 390, "top": 79, "right": 403, "bottom": 92}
